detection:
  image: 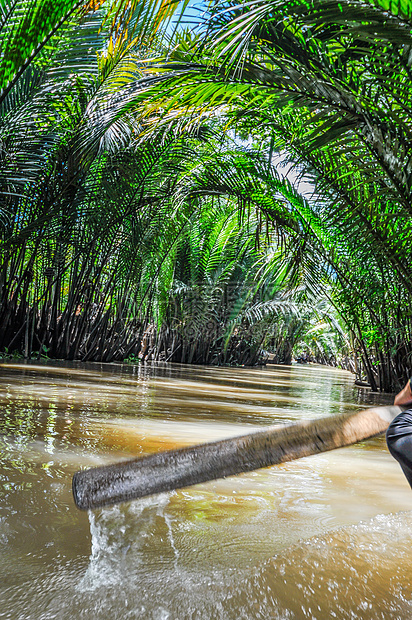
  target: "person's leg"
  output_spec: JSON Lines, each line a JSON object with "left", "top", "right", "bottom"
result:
{"left": 386, "top": 409, "right": 412, "bottom": 488}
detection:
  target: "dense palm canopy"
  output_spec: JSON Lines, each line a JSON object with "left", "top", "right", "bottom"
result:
{"left": 121, "top": 0, "right": 412, "bottom": 390}
{"left": 1, "top": 0, "right": 411, "bottom": 390}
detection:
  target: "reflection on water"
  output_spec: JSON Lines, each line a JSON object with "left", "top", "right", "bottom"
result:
{"left": 1, "top": 361, "right": 412, "bottom": 619}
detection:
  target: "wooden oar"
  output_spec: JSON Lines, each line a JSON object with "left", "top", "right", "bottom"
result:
{"left": 72, "top": 405, "right": 401, "bottom": 511}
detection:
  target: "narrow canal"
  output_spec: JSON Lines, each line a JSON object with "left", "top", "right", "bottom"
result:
{"left": 1, "top": 361, "right": 412, "bottom": 619}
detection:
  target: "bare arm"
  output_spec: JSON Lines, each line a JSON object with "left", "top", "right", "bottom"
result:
{"left": 394, "top": 378, "right": 412, "bottom": 405}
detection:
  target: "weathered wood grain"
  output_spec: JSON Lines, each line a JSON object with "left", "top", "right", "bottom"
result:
{"left": 72, "top": 405, "right": 401, "bottom": 510}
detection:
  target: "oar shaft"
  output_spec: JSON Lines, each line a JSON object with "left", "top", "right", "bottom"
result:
{"left": 72, "top": 405, "right": 401, "bottom": 510}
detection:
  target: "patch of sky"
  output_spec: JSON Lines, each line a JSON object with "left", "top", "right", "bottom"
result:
{"left": 271, "top": 152, "right": 316, "bottom": 201}
{"left": 167, "top": 0, "right": 207, "bottom": 34}
{"left": 230, "top": 128, "right": 316, "bottom": 202}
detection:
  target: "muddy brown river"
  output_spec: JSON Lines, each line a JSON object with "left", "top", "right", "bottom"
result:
{"left": 1, "top": 361, "right": 412, "bottom": 619}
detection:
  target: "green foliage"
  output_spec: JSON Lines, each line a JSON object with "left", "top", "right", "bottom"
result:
{"left": 0, "top": 0, "right": 310, "bottom": 365}
{"left": 371, "top": 0, "right": 412, "bottom": 20}
{"left": 0, "top": 0, "right": 82, "bottom": 95}
{"left": 4, "top": 0, "right": 412, "bottom": 387}
{"left": 117, "top": 0, "right": 412, "bottom": 388}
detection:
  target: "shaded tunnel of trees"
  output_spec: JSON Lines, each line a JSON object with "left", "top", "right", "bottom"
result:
{"left": 2, "top": 0, "right": 412, "bottom": 392}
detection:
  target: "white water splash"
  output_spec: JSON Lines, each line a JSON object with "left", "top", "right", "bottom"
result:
{"left": 78, "top": 493, "right": 174, "bottom": 592}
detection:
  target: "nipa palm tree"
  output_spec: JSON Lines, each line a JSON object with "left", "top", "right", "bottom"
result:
{"left": 126, "top": 0, "right": 412, "bottom": 388}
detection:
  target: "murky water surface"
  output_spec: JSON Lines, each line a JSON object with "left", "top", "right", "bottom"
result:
{"left": 1, "top": 361, "right": 412, "bottom": 619}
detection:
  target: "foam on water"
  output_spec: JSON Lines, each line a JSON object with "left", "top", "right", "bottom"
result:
{"left": 48, "top": 509, "right": 412, "bottom": 619}
{"left": 249, "top": 511, "right": 412, "bottom": 619}
{"left": 80, "top": 493, "right": 174, "bottom": 591}
{"left": 1, "top": 480, "right": 411, "bottom": 619}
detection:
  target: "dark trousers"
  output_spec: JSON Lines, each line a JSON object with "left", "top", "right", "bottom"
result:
{"left": 386, "top": 408, "right": 412, "bottom": 488}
